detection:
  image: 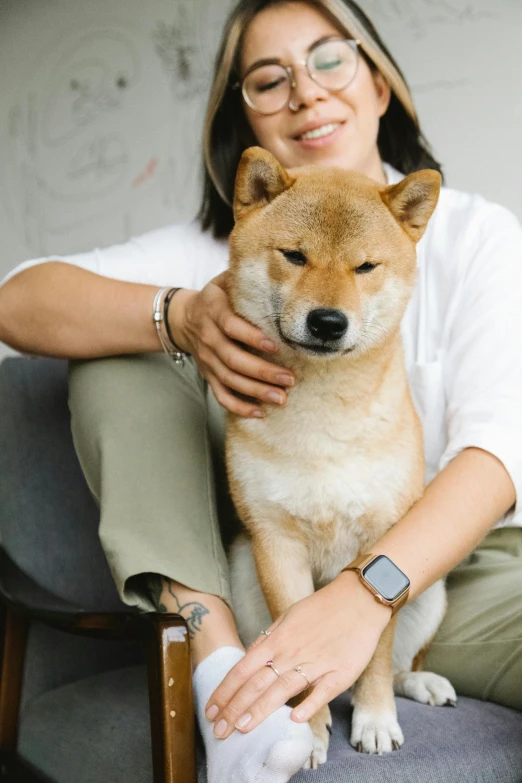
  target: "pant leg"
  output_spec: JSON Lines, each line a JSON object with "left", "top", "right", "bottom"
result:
{"left": 68, "top": 353, "right": 239, "bottom": 612}
{"left": 425, "top": 526, "right": 522, "bottom": 710}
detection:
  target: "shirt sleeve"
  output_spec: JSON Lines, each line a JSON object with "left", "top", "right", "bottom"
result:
{"left": 439, "top": 203, "right": 522, "bottom": 516}
{"left": 0, "top": 222, "right": 226, "bottom": 290}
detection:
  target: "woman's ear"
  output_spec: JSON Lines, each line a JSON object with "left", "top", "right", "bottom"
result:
{"left": 372, "top": 70, "right": 391, "bottom": 118}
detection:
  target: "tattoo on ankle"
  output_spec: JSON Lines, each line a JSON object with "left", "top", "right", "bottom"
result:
{"left": 147, "top": 575, "right": 210, "bottom": 638}
{"left": 147, "top": 574, "right": 168, "bottom": 613}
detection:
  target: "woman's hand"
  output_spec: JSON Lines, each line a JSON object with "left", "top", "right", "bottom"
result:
{"left": 170, "top": 272, "right": 295, "bottom": 417}
{"left": 204, "top": 572, "right": 392, "bottom": 738}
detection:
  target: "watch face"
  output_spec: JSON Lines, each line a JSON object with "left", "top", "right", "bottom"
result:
{"left": 362, "top": 555, "right": 410, "bottom": 601}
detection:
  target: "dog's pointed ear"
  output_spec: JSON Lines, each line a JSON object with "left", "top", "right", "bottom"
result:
{"left": 381, "top": 170, "right": 441, "bottom": 243}
{"left": 233, "top": 147, "right": 295, "bottom": 222}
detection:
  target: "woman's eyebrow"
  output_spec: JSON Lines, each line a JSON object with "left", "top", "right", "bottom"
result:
{"left": 244, "top": 34, "right": 340, "bottom": 73}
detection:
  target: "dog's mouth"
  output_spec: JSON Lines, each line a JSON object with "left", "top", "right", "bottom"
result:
{"left": 276, "top": 318, "right": 354, "bottom": 356}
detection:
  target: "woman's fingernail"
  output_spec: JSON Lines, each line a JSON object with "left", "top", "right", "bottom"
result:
{"left": 292, "top": 709, "right": 304, "bottom": 721}
{"left": 214, "top": 719, "right": 228, "bottom": 737}
{"left": 276, "top": 374, "right": 294, "bottom": 387}
{"left": 206, "top": 705, "right": 219, "bottom": 721}
{"left": 251, "top": 409, "right": 264, "bottom": 418}
{"left": 267, "top": 391, "right": 284, "bottom": 404}
{"left": 260, "top": 339, "right": 277, "bottom": 352}
{"left": 235, "top": 713, "right": 252, "bottom": 729}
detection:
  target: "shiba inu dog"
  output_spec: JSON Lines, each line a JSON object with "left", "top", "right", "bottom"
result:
{"left": 225, "top": 147, "right": 457, "bottom": 768}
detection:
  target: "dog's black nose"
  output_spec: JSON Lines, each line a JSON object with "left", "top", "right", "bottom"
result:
{"left": 307, "top": 309, "right": 348, "bottom": 342}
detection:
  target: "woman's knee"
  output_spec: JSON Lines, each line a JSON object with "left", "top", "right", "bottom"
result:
{"left": 68, "top": 353, "right": 203, "bottom": 436}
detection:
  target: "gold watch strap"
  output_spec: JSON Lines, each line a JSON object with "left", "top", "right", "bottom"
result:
{"left": 340, "top": 553, "right": 409, "bottom": 617}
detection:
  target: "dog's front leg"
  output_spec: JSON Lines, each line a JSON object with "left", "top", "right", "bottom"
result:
{"left": 350, "top": 616, "right": 405, "bottom": 754}
{"left": 251, "top": 527, "right": 332, "bottom": 769}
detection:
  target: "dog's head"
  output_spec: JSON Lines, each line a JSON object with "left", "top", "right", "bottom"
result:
{"left": 229, "top": 147, "right": 440, "bottom": 361}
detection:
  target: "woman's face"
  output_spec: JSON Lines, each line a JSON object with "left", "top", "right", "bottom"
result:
{"left": 240, "top": 1, "right": 391, "bottom": 183}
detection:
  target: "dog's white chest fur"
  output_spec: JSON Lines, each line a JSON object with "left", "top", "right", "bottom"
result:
{"left": 228, "top": 377, "right": 419, "bottom": 586}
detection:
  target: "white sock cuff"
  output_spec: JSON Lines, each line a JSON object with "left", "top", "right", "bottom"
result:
{"left": 193, "top": 646, "right": 245, "bottom": 690}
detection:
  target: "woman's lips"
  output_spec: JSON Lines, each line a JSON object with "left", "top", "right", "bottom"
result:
{"left": 294, "top": 121, "right": 346, "bottom": 150}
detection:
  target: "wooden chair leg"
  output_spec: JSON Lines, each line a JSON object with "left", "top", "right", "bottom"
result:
{"left": 147, "top": 614, "right": 196, "bottom": 783}
{"left": 0, "top": 608, "right": 29, "bottom": 753}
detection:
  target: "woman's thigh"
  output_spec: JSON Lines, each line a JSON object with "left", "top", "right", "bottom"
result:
{"left": 425, "top": 527, "right": 522, "bottom": 710}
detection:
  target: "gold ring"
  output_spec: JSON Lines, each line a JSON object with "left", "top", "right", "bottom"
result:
{"left": 265, "top": 660, "right": 280, "bottom": 677}
{"left": 294, "top": 665, "right": 311, "bottom": 687}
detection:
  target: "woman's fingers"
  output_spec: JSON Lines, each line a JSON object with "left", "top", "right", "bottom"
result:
{"left": 206, "top": 372, "right": 263, "bottom": 418}
{"left": 218, "top": 309, "right": 278, "bottom": 354}
{"left": 184, "top": 275, "right": 295, "bottom": 415}
{"left": 213, "top": 665, "right": 315, "bottom": 740}
{"left": 290, "top": 672, "right": 346, "bottom": 723}
{"left": 218, "top": 340, "right": 294, "bottom": 390}
{"left": 205, "top": 649, "right": 265, "bottom": 722}
{"left": 209, "top": 352, "right": 289, "bottom": 407}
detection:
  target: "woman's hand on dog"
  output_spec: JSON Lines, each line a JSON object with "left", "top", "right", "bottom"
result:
{"left": 204, "top": 571, "right": 392, "bottom": 738}
{"left": 171, "top": 272, "right": 295, "bottom": 417}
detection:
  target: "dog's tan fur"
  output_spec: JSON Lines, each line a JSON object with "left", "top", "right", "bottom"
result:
{"left": 225, "top": 147, "right": 455, "bottom": 766}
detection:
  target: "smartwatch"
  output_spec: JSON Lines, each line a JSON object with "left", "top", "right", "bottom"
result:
{"left": 340, "top": 553, "right": 410, "bottom": 616}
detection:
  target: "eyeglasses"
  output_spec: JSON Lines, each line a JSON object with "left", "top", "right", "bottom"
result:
{"left": 233, "top": 38, "right": 361, "bottom": 115}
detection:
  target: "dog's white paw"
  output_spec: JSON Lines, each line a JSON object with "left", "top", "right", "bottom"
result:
{"left": 394, "top": 671, "right": 457, "bottom": 707}
{"left": 301, "top": 706, "right": 331, "bottom": 769}
{"left": 350, "top": 709, "right": 404, "bottom": 755}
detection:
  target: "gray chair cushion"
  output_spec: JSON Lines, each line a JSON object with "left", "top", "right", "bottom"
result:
{"left": 19, "top": 665, "right": 522, "bottom": 783}
{"left": 0, "top": 357, "right": 124, "bottom": 611}
{"left": 20, "top": 622, "right": 145, "bottom": 714}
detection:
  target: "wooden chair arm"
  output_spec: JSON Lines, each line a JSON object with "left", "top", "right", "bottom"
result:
{"left": 146, "top": 614, "right": 196, "bottom": 783}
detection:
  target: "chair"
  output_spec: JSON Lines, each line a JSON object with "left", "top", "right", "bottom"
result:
{"left": 0, "top": 357, "right": 195, "bottom": 783}
{"left": 0, "top": 356, "right": 521, "bottom": 783}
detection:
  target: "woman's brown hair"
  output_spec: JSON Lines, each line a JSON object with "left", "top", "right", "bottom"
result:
{"left": 198, "top": 0, "right": 443, "bottom": 238}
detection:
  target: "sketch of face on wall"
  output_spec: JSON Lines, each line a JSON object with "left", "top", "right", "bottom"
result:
{"left": 1, "top": 17, "right": 211, "bottom": 258}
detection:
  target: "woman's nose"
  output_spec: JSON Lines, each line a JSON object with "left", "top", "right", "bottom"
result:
{"left": 289, "top": 66, "right": 329, "bottom": 110}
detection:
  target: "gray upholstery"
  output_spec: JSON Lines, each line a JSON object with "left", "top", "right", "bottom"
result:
{"left": 20, "top": 622, "right": 145, "bottom": 713}
{"left": 0, "top": 357, "right": 124, "bottom": 611}
{"left": 19, "top": 665, "right": 522, "bottom": 783}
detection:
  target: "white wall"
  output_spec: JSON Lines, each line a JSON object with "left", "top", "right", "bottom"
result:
{"left": 1, "top": 0, "right": 521, "bottom": 357}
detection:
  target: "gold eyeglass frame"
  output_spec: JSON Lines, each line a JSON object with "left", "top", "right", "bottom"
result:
{"left": 232, "top": 37, "right": 362, "bottom": 115}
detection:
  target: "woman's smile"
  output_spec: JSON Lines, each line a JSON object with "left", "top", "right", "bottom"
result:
{"left": 292, "top": 119, "right": 346, "bottom": 149}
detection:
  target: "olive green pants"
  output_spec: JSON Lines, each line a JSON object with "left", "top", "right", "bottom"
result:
{"left": 68, "top": 354, "right": 522, "bottom": 711}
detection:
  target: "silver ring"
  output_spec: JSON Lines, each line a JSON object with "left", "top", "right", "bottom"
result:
{"left": 265, "top": 660, "right": 280, "bottom": 677}
{"left": 260, "top": 630, "right": 271, "bottom": 637}
{"left": 294, "top": 665, "right": 311, "bottom": 688}
{"left": 289, "top": 98, "right": 299, "bottom": 112}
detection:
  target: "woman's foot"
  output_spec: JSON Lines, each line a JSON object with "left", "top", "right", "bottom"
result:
{"left": 194, "top": 647, "right": 314, "bottom": 783}
{"left": 149, "top": 577, "right": 313, "bottom": 781}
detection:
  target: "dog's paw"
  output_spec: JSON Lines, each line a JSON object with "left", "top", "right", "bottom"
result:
{"left": 301, "top": 705, "right": 332, "bottom": 769}
{"left": 350, "top": 709, "right": 404, "bottom": 755}
{"left": 393, "top": 671, "right": 457, "bottom": 707}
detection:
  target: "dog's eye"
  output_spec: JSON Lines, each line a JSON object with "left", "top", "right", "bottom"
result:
{"left": 280, "top": 249, "right": 307, "bottom": 266}
{"left": 355, "top": 262, "right": 378, "bottom": 274}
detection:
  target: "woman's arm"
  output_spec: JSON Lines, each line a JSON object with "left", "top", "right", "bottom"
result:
{"left": 205, "top": 446, "right": 515, "bottom": 731}
{"left": 340, "top": 446, "right": 516, "bottom": 602}
{"left": 0, "top": 264, "right": 295, "bottom": 416}
{"left": 0, "top": 262, "right": 165, "bottom": 358}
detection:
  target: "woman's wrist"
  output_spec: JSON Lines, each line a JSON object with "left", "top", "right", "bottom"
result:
{"left": 335, "top": 569, "right": 392, "bottom": 627}
{"left": 166, "top": 288, "right": 198, "bottom": 354}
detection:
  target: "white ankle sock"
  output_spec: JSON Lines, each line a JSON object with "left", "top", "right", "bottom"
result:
{"left": 193, "top": 646, "right": 313, "bottom": 783}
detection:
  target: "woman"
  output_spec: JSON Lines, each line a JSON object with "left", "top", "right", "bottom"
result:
{"left": 1, "top": 0, "right": 521, "bottom": 780}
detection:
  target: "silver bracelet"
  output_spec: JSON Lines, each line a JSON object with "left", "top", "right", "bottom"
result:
{"left": 152, "top": 286, "right": 189, "bottom": 366}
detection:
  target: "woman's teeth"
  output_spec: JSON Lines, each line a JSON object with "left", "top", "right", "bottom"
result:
{"left": 299, "top": 122, "right": 340, "bottom": 140}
